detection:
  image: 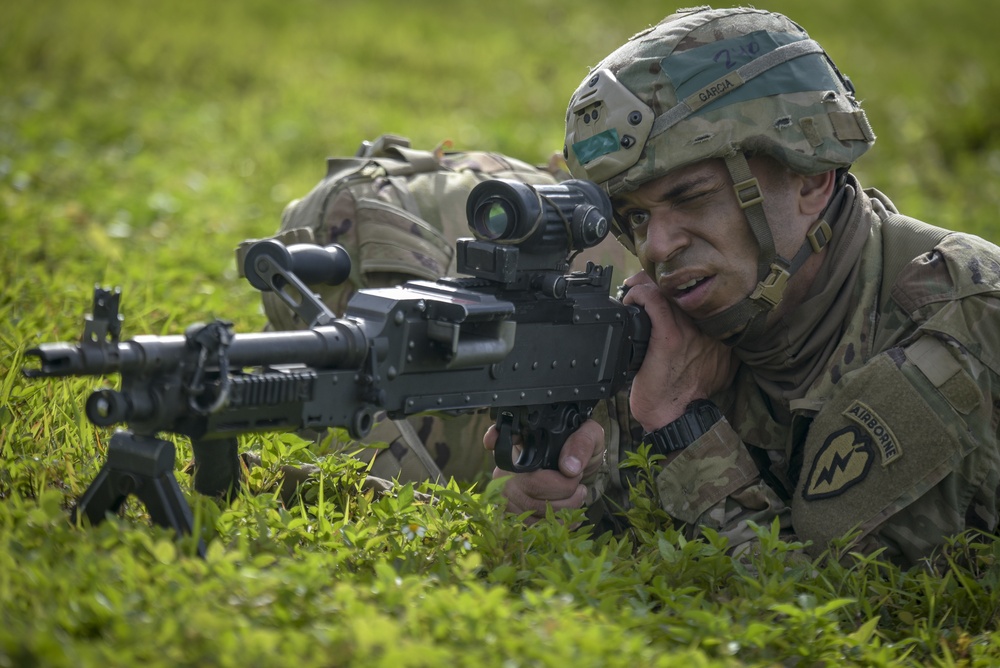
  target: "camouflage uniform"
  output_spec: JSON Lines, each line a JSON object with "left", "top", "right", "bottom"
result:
{"left": 563, "top": 7, "right": 1000, "bottom": 566}
{"left": 590, "top": 179, "right": 1000, "bottom": 567}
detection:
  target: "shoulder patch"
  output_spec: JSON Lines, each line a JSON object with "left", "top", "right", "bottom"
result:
{"left": 802, "top": 426, "right": 874, "bottom": 500}
{"left": 843, "top": 400, "right": 902, "bottom": 465}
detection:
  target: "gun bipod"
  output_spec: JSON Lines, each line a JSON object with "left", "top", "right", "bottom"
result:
{"left": 72, "top": 431, "right": 206, "bottom": 558}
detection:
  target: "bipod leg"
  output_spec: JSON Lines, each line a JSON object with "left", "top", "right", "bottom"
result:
{"left": 72, "top": 431, "right": 206, "bottom": 557}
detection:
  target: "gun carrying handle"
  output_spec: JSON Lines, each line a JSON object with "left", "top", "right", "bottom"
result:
{"left": 243, "top": 239, "right": 351, "bottom": 289}
{"left": 241, "top": 239, "right": 343, "bottom": 327}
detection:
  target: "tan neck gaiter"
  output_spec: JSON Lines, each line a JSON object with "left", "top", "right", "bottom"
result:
{"left": 734, "top": 176, "right": 872, "bottom": 409}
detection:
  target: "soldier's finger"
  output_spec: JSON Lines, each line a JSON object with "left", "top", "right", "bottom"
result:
{"left": 558, "top": 419, "right": 604, "bottom": 478}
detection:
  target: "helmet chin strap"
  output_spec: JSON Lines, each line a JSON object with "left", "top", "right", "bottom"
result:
{"left": 694, "top": 152, "right": 832, "bottom": 346}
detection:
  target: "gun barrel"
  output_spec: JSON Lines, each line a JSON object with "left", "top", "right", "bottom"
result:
{"left": 218, "top": 323, "right": 368, "bottom": 369}
{"left": 23, "top": 322, "right": 368, "bottom": 378}
{"left": 23, "top": 338, "right": 178, "bottom": 377}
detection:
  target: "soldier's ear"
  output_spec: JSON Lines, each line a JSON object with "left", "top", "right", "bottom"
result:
{"left": 798, "top": 170, "right": 836, "bottom": 217}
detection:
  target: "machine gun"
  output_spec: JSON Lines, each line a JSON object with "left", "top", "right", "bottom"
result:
{"left": 23, "top": 178, "right": 649, "bottom": 553}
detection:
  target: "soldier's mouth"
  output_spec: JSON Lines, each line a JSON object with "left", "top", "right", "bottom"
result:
{"left": 669, "top": 275, "right": 716, "bottom": 314}
{"left": 676, "top": 276, "right": 708, "bottom": 295}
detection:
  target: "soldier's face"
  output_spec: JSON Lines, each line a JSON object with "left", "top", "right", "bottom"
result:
{"left": 613, "top": 158, "right": 795, "bottom": 322}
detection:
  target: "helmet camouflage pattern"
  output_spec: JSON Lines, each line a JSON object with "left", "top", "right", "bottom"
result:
{"left": 564, "top": 5, "right": 875, "bottom": 233}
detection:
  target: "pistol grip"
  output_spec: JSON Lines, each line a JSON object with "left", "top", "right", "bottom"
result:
{"left": 493, "top": 404, "right": 588, "bottom": 474}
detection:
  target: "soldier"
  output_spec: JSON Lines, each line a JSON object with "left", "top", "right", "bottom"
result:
{"left": 488, "top": 6, "right": 1000, "bottom": 567}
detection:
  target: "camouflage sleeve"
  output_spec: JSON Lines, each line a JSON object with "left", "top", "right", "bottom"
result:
{"left": 792, "top": 306, "right": 1000, "bottom": 566}
{"left": 785, "top": 234, "right": 1000, "bottom": 566}
{"left": 650, "top": 420, "right": 793, "bottom": 553}
{"left": 584, "top": 392, "right": 794, "bottom": 555}
{"left": 588, "top": 327, "right": 1000, "bottom": 565}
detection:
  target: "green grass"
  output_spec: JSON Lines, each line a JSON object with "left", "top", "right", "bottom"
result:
{"left": 3, "top": 1, "right": 1000, "bottom": 665}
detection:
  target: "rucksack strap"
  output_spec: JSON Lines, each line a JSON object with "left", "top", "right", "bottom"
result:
{"left": 324, "top": 140, "right": 444, "bottom": 181}
{"left": 379, "top": 145, "right": 441, "bottom": 174}
{"left": 391, "top": 418, "right": 445, "bottom": 485}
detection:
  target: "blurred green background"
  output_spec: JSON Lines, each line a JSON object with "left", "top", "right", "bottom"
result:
{"left": 2, "top": 1, "right": 999, "bottom": 335}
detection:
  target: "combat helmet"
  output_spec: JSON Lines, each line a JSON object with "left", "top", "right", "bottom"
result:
{"left": 564, "top": 6, "right": 875, "bottom": 342}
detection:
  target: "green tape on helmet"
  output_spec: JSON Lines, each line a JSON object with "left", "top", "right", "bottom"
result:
{"left": 664, "top": 31, "right": 840, "bottom": 116}
{"left": 564, "top": 69, "right": 654, "bottom": 189}
{"left": 571, "top": 129, "right": 621, "bottom": 165}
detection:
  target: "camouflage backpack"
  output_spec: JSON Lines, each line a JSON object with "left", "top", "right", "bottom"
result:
{"left": 239, "top": 134, "right": 565, "bottom": 331}
{"left": 236, "top": 134, "right": 585, "bottom": 485}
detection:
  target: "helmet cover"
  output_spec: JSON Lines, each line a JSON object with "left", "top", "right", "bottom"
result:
{"left": 565, "top": 6, "right": 875, "bottom": 205}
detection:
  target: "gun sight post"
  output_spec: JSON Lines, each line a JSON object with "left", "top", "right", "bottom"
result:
{"left": 83, "top": 286, "right": 123, "bottom": 345}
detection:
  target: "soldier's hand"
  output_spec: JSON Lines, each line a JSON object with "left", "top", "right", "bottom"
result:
{"left": 622, "top": 270, "right": 736, "bottom": 431}
{"left": 483, "top": 418, "right": 605, "bottom": 523}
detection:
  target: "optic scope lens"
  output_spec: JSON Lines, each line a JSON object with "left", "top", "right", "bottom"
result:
{"left": 475, "top": 199, "right": 514, "bottom": 240}
{"left": 467, "top": 180, "right": 541, "bottom": 243}
{"left": 466, "top": 178, "right": 611, "bottom": 253}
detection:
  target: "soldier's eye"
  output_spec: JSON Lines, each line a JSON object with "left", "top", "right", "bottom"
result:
{"left": 625, "top": 210, "right": 650, "bottom": 230}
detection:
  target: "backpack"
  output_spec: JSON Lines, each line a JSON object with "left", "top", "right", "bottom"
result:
{"left": 237, "top": 134, "right": 566, "bottom": 331}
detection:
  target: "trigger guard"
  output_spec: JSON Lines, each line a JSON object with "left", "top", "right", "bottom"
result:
{"left": 493, "top": 404, "right": 593, "bottom": 473}
{"left": 493, "top": 411, "right": 546, "bottom": 473}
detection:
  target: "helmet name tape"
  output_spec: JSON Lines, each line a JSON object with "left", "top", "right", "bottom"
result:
{"left": 650, "top": 37, "right": 827, "bottom": 141}
{"left": 666, "top": 31, "right": 837, "bottom": 116}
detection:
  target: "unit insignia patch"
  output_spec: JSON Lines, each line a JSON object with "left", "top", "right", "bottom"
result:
{"left": 802, "top": 426, "right": 874, "bottom": 500}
